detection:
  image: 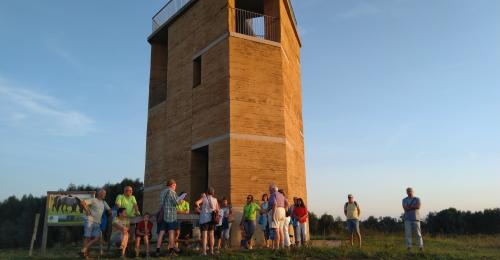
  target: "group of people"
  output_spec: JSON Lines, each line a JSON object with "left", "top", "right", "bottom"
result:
{"left": 155, "top": 180, "right": 309, "bottom": 256}
{"left": 241, "top": 185, "right": 309, "bottom": 251}
{"left": 79, "top": 186, "right": 146, "bottom": 258}
{"left": 77, "top": 181, "right": 424, "bottom": 258}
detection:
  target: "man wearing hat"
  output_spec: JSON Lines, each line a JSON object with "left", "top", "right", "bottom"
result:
{"left": 402, "top": 187, "right": 423, "bottom": 251}
{"left": 344, "top": 194, "right": 361, "bottom": 247}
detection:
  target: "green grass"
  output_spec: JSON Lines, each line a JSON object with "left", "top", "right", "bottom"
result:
{"left": 1, "top": 234, "right": 499, "bottom": 259}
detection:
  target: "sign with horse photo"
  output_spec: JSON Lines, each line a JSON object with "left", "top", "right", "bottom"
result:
{"left": 46, "top": 191, "right": 95, "bottom": 225}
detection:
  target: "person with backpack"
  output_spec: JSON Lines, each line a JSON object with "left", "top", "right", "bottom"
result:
{"left": 79, "top": 189, "right": 111, "bottom": 257}
{"left": 344, "top": 194, "right": 362, "bottom": 247}
{"left": 402, "top": 187, "right": 423, "bottom": 251}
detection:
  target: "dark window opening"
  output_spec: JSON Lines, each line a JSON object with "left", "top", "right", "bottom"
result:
{"left": 191, "top": 146, "right": 209, "bottom": 204}
{"left": 193, "top": 56, "right": 202, "bottom": 87}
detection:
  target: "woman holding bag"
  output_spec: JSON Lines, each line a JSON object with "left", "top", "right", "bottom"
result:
{"left": 195, "top": 187, "right": 219, "bottom": 256}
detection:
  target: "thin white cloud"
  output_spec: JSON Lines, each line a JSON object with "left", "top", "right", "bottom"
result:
{"left": 338, "top": 2, "right": 381, "bottom": 20}
{"left": 44, "top": 39, "right": 82, "bottom": 68}
{"left": 0, "top": 78, "right": 95, "bottom": 136}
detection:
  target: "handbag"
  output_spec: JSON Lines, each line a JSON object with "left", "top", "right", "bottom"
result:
{"left": 207, "top": 195, "right": 221, "bottom": 224}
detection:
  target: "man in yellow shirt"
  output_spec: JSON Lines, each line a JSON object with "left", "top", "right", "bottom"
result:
{"left": 344, "top": 194, "right": 361, "bottom": 247}
{"left": 115, "top": 186, "right": 141, "bottom": 218}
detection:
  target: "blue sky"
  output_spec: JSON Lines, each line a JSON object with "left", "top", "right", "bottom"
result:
{"left": 1, "top": 0, "right": 499, "bottom": 218}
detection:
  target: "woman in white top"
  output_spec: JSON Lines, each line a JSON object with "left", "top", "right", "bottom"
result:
{"left": 195, "top": 187, "right": 219, "bottom": 256}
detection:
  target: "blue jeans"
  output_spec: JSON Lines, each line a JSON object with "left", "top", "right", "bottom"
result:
{"left": 347, "top": 219, "right": 360, "bottom": 234}
{"left": 404, "top": 220, "right": 423, "bottom": 248}
{"left": 243, "top": 220, "right": 256, "bottom": 241}
{"left": 83, "top": 220, "right": 101, "bottom": 238}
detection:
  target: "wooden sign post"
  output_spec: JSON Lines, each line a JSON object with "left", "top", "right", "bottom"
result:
{"left": 29, "top": 213, "right": 40, "bottom": 257}
{"left": 41, "top": 191, "right": 95, "bottom": 254}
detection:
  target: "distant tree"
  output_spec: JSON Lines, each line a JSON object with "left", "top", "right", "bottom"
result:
{"left": 308, "top": 212, "right": 319, "bottom": 235}
{"left": 426, "top": 208, "right": 500, "bottom": 235}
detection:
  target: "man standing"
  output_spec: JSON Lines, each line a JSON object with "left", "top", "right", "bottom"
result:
{"left": 156, "top": 179, "right": 182, "bottom": 256}
{"left": 268, "top": 184, "right": 288, "bottom": 250}
{"left": 79, "top": 189, "right": 111, "bottom": 257}
{"left": 115, "top": 186, "right": 141, "bottom": 218}
{"left": 344, "top": 194, "right": 361, "bottom": 247}
{"left": 402, "top": 187, "right": 423, "bottom": 251}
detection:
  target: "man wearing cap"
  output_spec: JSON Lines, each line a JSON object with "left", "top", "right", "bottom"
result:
{"left": 344, "top": 194, "right": 361, "bottom": 247}
{"left": 402, "top": 187, "right": 423, "bottom": 251}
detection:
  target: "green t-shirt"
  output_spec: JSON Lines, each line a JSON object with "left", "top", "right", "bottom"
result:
{"left": 115, "top": 194, "right": 137, "bottom": 217}
{"left": 243, "top": 202, "right": 260, "bottom": 221}
{"left": 176, "top": 200, "right": 190, "bottom": 213}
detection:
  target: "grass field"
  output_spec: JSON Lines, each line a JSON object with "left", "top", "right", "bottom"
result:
{"left": 1, "top": 234, "right": 499, "bottom": 259}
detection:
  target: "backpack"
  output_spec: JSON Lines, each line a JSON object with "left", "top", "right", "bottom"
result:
{"left": 344, "top": 201, "right": 359, "bottom": 210}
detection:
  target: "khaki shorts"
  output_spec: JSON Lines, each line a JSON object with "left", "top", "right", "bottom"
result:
{"left": 270, "top": 207, "right": 286, "bottom": 229}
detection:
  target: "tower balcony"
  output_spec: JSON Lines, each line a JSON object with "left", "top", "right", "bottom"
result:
{"left": 152, "top": 0, "right": 192, "bottom": 32}
{"left": 150, "top": 0, "right": 281, "bottom": 43}
{"left": 231, "top": 7, "right": 280, "bottom": 42}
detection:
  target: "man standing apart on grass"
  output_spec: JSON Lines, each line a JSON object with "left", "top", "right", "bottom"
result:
{"left": 80, "top": 189, "right": 111, "bottom": 257}
{"left": 402, "top": 187, "right": 423, "bottom": 251}
{"left": 344, "top": 194, "right": 361, "bottom": 247}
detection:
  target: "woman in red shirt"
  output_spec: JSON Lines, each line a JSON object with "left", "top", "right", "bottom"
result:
{"left": 292, "top": 198, "right": 308, "bottom": 246}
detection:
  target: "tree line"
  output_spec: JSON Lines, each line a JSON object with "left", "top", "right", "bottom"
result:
{"left": 0, "top": 178, "right": 499, "bottom": 248}
{"left": 307, "top": 208, "right": 500, "bottom": 237}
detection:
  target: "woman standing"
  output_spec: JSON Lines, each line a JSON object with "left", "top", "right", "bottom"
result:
{"left": 195, "top": 187, "right": 219, "bottom": 255}
{"left": 259, "top": 194, "right": 270, "bottom": 248}
{"left": 278, "top": 189, "right": 291, "bottom": 248}
{"left": 293, "top": 198, "right": 308, "bottom": 246}
{"left": 240, "top": 195, "right": 260, "bottom": 249}
{"left": 220, "top": 197, "right": 233, "bottom": 248}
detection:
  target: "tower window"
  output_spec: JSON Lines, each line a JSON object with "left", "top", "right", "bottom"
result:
{"left": 193, "top": 56, "right": 202, "bottom": 87}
